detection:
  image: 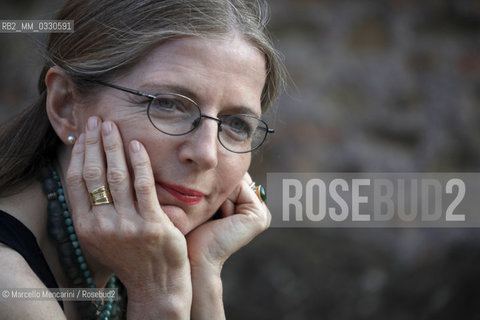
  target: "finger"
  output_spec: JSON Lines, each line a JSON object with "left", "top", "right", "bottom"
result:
{"left": 83, "top": 116, "right": 108, "bottom": 202}
{"left": 193, "top": 181, "right": 270, "bottom": 262}
{"left": 236, "top": 179, "right": 271, "bottom": 229}
{"left": 239, "top": 179, "right": 264, "bottom": 209}
{"left": 219, "top": 199, "right": 235, "bottom": 218}
{"left": 228, "top": 180, "right": 271, "bottom": 235}
{"left": 242, "top": 173, "right": 269, "bottom": 211}
{"left": 242, "top": 172, "right": 253, "bottom": 186}
{"left": 247, "top": 182, "right": 271, "bottom": 228}
{"left": 220, "top": 177, "right": 253, "bottom": 218}
{"left": 66, "top": 133, "right": 92, "bottom": 225}
{"left": 102, "top": 121, "right": 134, "bottom": 212}
{"left": 220, "top": 178, "right": 265, "bottom": 218}
{"left": 266, "top": 205, "right": 272, "bottom": 227}
{"left": 128, "top": 140, "right": 165, "bottom": 221}
{"left": 240, "top": 172, "right": 268, "bottom": 207}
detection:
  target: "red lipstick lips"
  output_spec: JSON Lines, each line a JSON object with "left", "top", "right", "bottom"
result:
{"left": 160, "top": 182, "right": 204, "bottom": 205}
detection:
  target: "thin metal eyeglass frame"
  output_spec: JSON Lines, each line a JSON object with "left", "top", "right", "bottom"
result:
{"left": 91, "top": 80, "right": 275, "bottom": 153}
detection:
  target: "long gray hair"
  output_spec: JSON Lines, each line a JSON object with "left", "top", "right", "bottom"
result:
{"left": 0, "top": 0, "right": 286, "bottom": 194}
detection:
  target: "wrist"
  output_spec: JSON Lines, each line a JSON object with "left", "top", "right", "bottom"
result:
{"left": 189, "top": 252, "right": 224, "bottom": 278}
{"left": 190, "top": 266, "right": 225, "bottom": 320}
{"left": 126, "top": 283, "right": 192, "bottom": 320}
{"left": 124, "top": 270, "right": 193, "bottom": 319}
{"left": 127, "top": 296, "right": 191, "bottom": 320}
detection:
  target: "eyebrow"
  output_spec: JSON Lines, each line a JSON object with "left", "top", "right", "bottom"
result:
{"left": 138, "top": 82, "right": 261, "bottom": 117}
{"left": 139, "top": 83, "right": 198, "bottom": 101}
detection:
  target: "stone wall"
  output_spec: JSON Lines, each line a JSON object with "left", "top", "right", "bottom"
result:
{"left": 258, "top": 0, "right": 480, "bottom": 175}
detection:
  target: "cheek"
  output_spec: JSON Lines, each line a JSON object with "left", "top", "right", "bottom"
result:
{"left": 111, "top": 112, "right": 168, "bottom": 166}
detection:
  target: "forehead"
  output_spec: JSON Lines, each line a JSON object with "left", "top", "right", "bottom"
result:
{"left": 118, "top": 34, "right": 267, "bottom": 115}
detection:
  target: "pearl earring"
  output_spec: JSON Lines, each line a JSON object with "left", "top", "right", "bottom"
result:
{"left": 67, "top": 135, "right": 76, "bottom": 145}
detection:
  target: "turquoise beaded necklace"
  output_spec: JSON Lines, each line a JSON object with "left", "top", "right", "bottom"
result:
{"left": 39, "top": 166, "right": 125, "bottom": 319}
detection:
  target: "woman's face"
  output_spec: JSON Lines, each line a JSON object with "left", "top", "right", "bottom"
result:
{"left": 79, "top": 34, "right": 267, "bottom": 234}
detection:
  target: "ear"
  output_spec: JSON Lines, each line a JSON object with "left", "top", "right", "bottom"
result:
{"left": 45, "top": 66, "right": 81, "bottom": 145}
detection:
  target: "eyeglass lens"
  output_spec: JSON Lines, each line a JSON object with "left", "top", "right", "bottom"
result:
{"left": 147, "top": 94, "right": 268, "bottom": 153}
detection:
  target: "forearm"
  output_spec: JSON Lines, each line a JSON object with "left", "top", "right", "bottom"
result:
{"left": 125, "top": 270, "right": 193, "bottom": 320}
{"left": 127, "top": 298, "right": 190, "bottom": 320}
{"left": 190, "top": 266, "right": 226, "bottom": 320}
{"left": 126, "top": 286, "right": 192, "bottom": 320}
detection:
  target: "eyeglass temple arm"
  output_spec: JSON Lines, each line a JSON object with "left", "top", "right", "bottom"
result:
{"left": 89, "top": 79, "right": 276, "bottom": 134}
{"left": 89, "top": 80, "right": 156, "bottom": 99}
{"left": 258, "top": 127, "right": 275, "bottom": 134}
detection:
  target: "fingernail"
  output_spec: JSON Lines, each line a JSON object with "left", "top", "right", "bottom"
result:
{"left": 130, "top": 140, "right": 141, "bottom": 153}
{"left": 78, "top": 133, "right": 85, "bottom": 144}
{"left": 103, "top": 121, "right": 113, "bottom": 135}
{"left": 88, "top": 117, "right": 98, "bottom": 131}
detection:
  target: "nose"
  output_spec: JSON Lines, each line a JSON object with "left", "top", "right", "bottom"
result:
{"left": 178, "top": 117, "right": 219, "bottom": 169}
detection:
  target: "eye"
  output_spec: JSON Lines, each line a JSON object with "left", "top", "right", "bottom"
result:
{"left": 150, "top": 97, "right": 184, "bottom": 112}
{"left": 223, "top": 115, "right": 253, "bottom": 140}
{"left": 147, "top": 93, "right": 200, "bottom": 126}
{"left": 229, "top": 117, "right": 249, "bottom": 131}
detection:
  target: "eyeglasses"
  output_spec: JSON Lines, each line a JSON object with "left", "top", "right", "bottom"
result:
{"left": 92, "top": 80, "right": 274, "bottom": 153}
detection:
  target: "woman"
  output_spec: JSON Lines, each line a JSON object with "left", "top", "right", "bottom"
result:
{"left": 0, "top": 0, "right": 286, "bottom": 319}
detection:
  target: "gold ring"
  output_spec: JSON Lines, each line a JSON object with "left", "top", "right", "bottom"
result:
{"left": 89, "top": 185, "right": 113, "bottom": 206}
{"left": 250, "top": 182, "right": 266, "bottom": 202}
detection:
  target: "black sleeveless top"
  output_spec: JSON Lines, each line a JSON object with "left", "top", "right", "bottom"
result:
{"left": 0, "top": 210, "right": 64, "bottom": 309}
